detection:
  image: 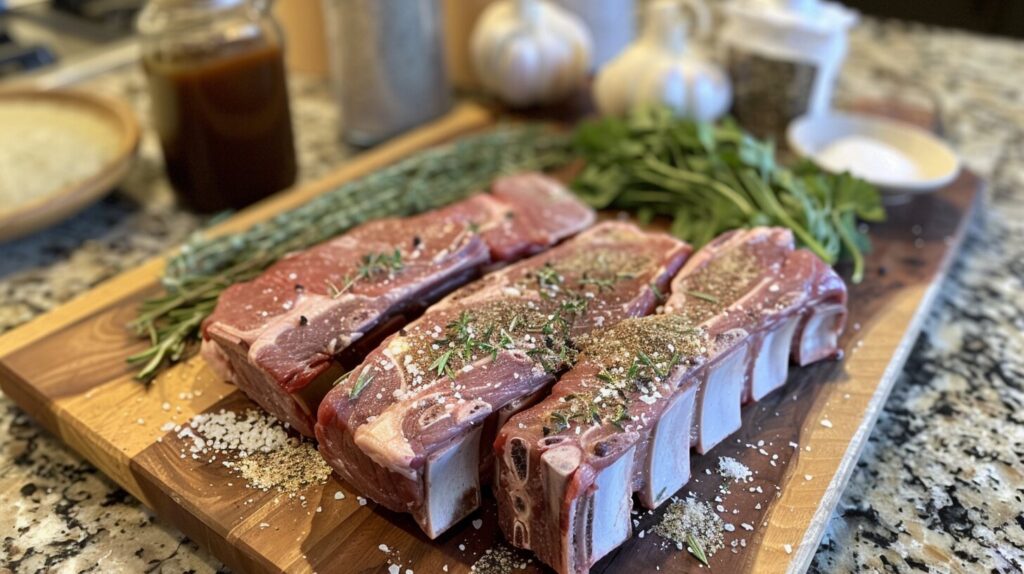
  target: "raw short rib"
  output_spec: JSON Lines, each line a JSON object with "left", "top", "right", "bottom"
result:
{"left": 201, "top": 173, "right": 594, "bottom": 436}
{"left": 494, "top": 227, "right": 847, "bottom": 574}
{"left": 316, "top": 222, "right": 692, "bottom": 537}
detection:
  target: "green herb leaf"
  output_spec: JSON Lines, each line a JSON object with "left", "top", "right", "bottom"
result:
{"left": 349, "top": 370, "right": 375, "bottom": 399}
{"left": 686, "top": 533, "right": 710, "bottom": 568}
{"left": 685, "top": 290, "right": 720, "bottom": 304}
{"left": 571, "top": 107, "right": 884, "bottom": 287}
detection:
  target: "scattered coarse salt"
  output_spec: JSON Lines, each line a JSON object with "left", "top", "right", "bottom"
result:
{"left": 804, "top": 474, "right": 813, "bottom": 481}
{"left": 358, "top": 497, "right": 368, "bottom": 506}
{"left": 718, "top": 456, "right": 752, "bottom": 482}
{"left": 379, "top": 544, "right": 390, "bottom": 553}
{"left": 784, "top": 543, "right": 793, "bottom": 554}
{"left": 136, "top": 418, "right": 145, "bottom": 425}
{"left": 472, "top": 519, "right": 483, "bottom": 530}
{"left": 820, "top": 419, "right": 833, "bottom": 428}
{"left": 177, "top": 409, "right": 329, "bottom": 495}
{"left": 470, "top": 543, "right": 531, "bottom": 573}
{"left": 388, "top": 565, "right": 400, "bottom": 574}
{"left": 334, "top": 491, "right": 345, "bottom": 500}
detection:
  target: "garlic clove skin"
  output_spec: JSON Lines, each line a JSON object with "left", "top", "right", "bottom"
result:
{"left": 594, "top": 0, "right": 731, "bottom": 121}
{"left": 471, "top": 0, "right": 593, "bottom": 108}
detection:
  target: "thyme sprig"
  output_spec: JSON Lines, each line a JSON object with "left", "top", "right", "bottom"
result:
{"left": 128, "top": 126, "right": 574, "bottom": 381}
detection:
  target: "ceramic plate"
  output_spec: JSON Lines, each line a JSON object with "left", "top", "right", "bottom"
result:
{"left": 0, "top": 88, "right": 140, "bottom": 242}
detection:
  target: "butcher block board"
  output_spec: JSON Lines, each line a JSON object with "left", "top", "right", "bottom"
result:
{"left": 0, "top": 101, "right": 983, "bottom": 574}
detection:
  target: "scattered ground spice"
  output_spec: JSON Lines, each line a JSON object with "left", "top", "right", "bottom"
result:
{"left": 225, "top": 441, "right": 331, "bottom": 493}
{"left": 654, "top": 495, "right": 725, "bottom": 560}
{"left": 470, "top": 544, "right": 532, "bottom": 573}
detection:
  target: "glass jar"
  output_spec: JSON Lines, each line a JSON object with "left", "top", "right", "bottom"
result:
{"left": 721, "top": 0, "right": 857, "bottom": 142}
{"left": 137, "top": 0, "right": 297, "bottom": 213}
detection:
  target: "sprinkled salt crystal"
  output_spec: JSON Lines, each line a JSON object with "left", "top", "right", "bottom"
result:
{"left": 136, "top": 418, "right": 145, "bottom": 425}
{"left": 259, "top": 522, "right": 270, "bottom": 529}
{"left": 379, "top": 544, "right": 390, "bottom": 553}
{"left": 388, "top": 565, "right": 400, "bottom": 574}
{"left": 358, "top": 497, "right": 368, "bottom": 506}
{"left": 724, "top": 523, "right": 736, "bottom": 532}
{"left": 804, "top": 474, "right": 813, "bottom": 481}
{"left": 472, "top": 519, "right": 483, "bottom": 530}
{"left": 820, "top": 419, "right": 833, "bottom": 428}
{"left": 741, "top": 523, "right": 753, "bottom": 531}
{"left": 334, "top": 491, "right": 345, "bottom": 500}
{"left": 718, "top": 457, "right": 752, "bottom": 482}
{"left": 784, "top": 544, "right": 793, "bottom": 554}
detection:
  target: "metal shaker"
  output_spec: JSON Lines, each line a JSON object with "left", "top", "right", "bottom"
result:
{"left": 324, "top": 0, "right": 453, "bottom": 146}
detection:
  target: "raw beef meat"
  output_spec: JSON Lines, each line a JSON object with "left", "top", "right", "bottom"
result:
{"left": 316, "top": 222, "right": 692, "bottom": 537}
{"left": 202, "top": 173, "right": 594, "bottom": 436}
{"left": 494, "top": 227, "right": 847, "bottom": 574}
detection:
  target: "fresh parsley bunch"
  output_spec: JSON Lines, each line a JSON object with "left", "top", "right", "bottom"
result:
{"left": 571, "top": 106, "right": 885, "bottom": 282}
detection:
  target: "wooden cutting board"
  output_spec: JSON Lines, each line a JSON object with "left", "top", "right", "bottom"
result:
{"left": 0, "top": 101, "right": 982, "bottom": 574}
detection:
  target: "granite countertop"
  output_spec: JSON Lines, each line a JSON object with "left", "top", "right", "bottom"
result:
{"left": 1, "top": 19, "right": 1022, "bottom": 574}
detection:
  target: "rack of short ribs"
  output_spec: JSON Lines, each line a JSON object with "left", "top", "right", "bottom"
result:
{"left": 494, "top": 227, "right": 847, "bottom": 574}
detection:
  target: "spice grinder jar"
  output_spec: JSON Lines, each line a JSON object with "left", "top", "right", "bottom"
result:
{"left": 324, "top": 0, "right": 453, "bottom": 147}
{"left": 720, "top": 0, "right": 857, "bottom": 142}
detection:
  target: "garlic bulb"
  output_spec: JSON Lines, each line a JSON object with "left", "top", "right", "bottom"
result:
{"left": 594, "top": 0, "right": 731, "bottom": 121}
{"left": 471, "top": 0, "right": 593, "bottom": 108}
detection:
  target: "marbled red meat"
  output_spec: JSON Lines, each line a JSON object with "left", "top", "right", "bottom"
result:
{"left": 201, "top": 173, "right": 594, "bottom": 436}
{"left": 316, "top": 222, "right": 692, "bottom": 538}
{"left": 494, "top": 227, "right": 847, "bottom": 574}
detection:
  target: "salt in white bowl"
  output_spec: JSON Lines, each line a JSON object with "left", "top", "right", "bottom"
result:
{"left": 787, "top": 111, "right": 961, "bottom": 196}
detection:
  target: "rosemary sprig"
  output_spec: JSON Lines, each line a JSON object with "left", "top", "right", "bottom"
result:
{"left": 330, "top": 249, "right": 404, "bottom": 297}
{"left": 685, "top": 290, "right": 720, "bottom": 304}
{"left": 687, "top": 533, "right": 710, "bottom": 568}
{"left": 349, "top": 370, "right": 375, "bottom": 399}
{"left": 128, "top": 126, "right": 574, "bottom": 381}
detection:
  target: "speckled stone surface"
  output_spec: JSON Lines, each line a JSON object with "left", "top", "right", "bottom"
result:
{"left": 1, "top": 20, "right": 1023, "bottom": 574}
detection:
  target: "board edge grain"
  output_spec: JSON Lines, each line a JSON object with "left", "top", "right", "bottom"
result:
{"left": 779, "top": 173, "right": 983, "bottom": 574}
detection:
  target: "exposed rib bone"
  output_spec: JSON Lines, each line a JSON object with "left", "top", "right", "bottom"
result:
{"left": 641, "top": 384, "right": 697, "bottom": 508}
{"left": 422, "top": 426, "right": 483, "bottom": 538}
{"left": 749, "top": 315, "right": 801, "bottom": 401}
{"left": 695, "top": 337, "right": 749, "bottom": 454}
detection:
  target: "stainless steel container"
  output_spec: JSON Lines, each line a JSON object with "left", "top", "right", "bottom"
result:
{"left": 324, "top": 0, "right": 453, "bottom": 146}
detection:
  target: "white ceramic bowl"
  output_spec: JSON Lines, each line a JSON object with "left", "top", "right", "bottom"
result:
{"left": 787, "top": 111, "right": 961, "bottom": 196}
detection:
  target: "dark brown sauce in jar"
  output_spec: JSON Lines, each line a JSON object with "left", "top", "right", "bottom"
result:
{"left": 144, "top": 43, "right": 296, "bottom": 213}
